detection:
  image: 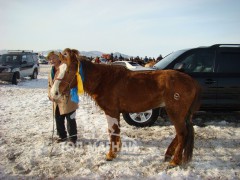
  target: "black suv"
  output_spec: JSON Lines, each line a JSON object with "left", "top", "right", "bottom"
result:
{"left": 0, "top": 50, "right": 40, "bottom": 85}
{"left": 122, "top": 44, "right": 240, "bottom": 127}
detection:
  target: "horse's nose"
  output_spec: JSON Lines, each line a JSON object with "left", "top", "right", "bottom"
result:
{"left": 55, "top": 91, "right": 59, "bottom": 96}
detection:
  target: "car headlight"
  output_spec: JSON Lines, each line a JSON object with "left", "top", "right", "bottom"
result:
{"left": 2, "top": 68, "right": 11, "bottom": 72}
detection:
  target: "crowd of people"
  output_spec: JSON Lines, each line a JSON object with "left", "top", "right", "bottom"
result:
{"left": 92, "top": 53, "right": 163, "bottom": 67}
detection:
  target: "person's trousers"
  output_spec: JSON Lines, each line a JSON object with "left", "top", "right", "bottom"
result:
{"left": 55, "top": 105, "right": 77, "bottom": 141}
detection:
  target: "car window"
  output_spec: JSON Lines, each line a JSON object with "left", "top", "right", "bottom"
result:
{"left": 12, "top": 55, "right": 20, "bottom": 64}
{"left": 26, "top": 55, "right": 34, "bottom": 63}
{"left": 129, "top": 62, "right": 140, "bottom": 66}
{"left": 154, "top": 49, "right": 188, "bottom": 69}
{"left": 179, "top": 50, "right": 214, "bottom": 73}
{"left": 22, "top": 55, "right": 27, "bottom": 63}
{"left": 217, "top": 51, "right": 240, "bottom": 73}
{"left": 1, "top": 55, "right": 21, "bottom": 64}
{"left": 32, "top": 55, "right": 38, "bottom": 62}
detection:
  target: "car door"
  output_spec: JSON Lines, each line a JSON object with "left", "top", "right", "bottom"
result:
{"left": 26, "top": 54, "right": 35, "bottom": 76}
{"left": 20, "top": 55, "right": 29, "bottom": 77}
{"left": 215, "top": 47, "right": 240, "bottom": 109}
{"left": 171, "top": 49, "right": 217, "bottom": 109}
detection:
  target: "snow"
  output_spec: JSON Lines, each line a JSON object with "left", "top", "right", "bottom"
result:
{"left": 0, "top": 65, "right": 239, "bottom": 179}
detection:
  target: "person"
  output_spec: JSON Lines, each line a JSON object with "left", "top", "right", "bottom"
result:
{"left": 156, "top": 54, "right": 163, "bottom": 62}
{"left": 94, "top": 56, "right": 100, "bottom": 64}
{"left": 143, "top": 56, "right": 149, "bottom": 63}
{"left": 119, "top": 54, "right": 124, "bottom": 60}
{"left": 47, "top": 51, "right": 78, "bottom": 144}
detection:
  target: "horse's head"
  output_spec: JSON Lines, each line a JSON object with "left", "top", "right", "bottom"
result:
{"left": 50, "top": 48, "right": 80, "bottom": 100}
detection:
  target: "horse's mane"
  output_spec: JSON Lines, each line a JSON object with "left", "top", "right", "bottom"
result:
{"left": 79, "top": 58, "right": 130, "bottom": 82}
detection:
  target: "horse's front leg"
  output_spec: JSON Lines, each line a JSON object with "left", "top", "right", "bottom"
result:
{"left": 105, "top": 115, "right": 122, "bottom": 161}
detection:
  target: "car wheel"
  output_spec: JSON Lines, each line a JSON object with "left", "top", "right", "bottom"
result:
{"left": 31, "top": 69, "right": 38, "bottom": 79}
{"left": 122, "top": 108, "right": 160, "bottom": 127}
{"left": 12, "top": 73, "right": 18, "bottom": 85}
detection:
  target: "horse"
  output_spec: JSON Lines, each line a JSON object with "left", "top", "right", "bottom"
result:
{"left": 50, "top": 48, "right": 201, "bottom": 167}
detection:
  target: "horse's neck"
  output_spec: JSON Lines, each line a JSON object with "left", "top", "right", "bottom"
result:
{"left": 82, "top": 62, "right": 106, "bottom": 95}
{"left": 82, "top": 60, "right": 129, "bottom": 96}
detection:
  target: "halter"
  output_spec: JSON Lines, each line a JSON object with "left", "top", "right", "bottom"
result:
{"left": 53, "top": 76, "right": 76, "bottom": 104}
{"left": 53, "top": 60, "right": 84, "bottom": 100}
{"left": 54, "top": 73, "right": 76, "bottom": 95}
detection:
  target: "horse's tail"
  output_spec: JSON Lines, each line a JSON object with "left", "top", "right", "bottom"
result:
{"left": 183, "top": 82, "right": 201, "bottom": 164}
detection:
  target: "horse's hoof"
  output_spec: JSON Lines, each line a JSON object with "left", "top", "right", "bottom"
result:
{"left": 106, "top": 152, "right": 117, "bottom": 161}
{"left": 166, "top": 164, "right": 177, "bottom": 169}
{"left": 106, "top": 157, "right": 113, "bottom": 161}
{"left": 168, "top": 160, "right": 179, "bottom": 168}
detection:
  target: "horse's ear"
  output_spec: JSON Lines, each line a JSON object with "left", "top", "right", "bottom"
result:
{"left": 61, "top": 48, "right": 72, "bottom": 67}
{"left": 72, "top": 49, "right": 81, "bottom": 60}
{"left": 72, "top": 49, "right": 80, "bottom": 55}
{"left": 59, "top": 52, "right": 65, "bottom": 62}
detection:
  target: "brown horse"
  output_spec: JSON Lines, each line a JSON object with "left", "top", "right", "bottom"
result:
{"left": 50, "top": 48, "right": 201, "bottom": 167}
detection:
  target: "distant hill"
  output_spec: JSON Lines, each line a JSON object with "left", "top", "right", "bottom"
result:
{"left": 79, "top": 51, "right": 103, "bottom": 58}
{"left": 111, "top": 52, "right": 130, "bottom": 59}
{"left": 0, "top": 49, "right": 130, "bottom": 58}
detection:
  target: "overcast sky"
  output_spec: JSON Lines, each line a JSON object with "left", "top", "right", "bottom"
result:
{"left": 1, "top": 0, "right": 240, "bottom": 57}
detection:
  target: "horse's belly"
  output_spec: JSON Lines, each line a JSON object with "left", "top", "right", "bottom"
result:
{"left": 120, "top": 96, "right": 165, "bottom": 113}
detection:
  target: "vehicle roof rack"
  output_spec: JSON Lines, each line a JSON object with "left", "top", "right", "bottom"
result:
{"left": 7, "top": 50, "right": 33, "bottom": 54}
{"left": 210, "top": 44, "right": 240, "bottom": 48}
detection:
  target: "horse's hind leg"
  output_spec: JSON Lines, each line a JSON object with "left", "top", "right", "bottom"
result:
{"left": 164, "top": 136, "right": 178, "bottom": 162}
{"left": 105, "top": 114, "right": 122, "bottom": 161}
{"left": 165, "top": 109, "right": 188, "bottom": 166}
{"left": 171, "top": 125, "right": 187, "bottom": 166}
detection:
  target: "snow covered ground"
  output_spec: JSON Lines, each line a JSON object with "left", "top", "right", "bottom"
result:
{"left": 0, "top": 65, "right": 239, "bottom": 179}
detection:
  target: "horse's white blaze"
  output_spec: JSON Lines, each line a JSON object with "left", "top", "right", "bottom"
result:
{"left": 50, "top": 64, "right": 67, "bottom": 99}
{"left": 106, "top": 115, "right": 119, "bottom": 136}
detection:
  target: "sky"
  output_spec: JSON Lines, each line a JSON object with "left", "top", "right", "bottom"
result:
{"left": 1, "top": 0, "right": 240, "bottom": 58}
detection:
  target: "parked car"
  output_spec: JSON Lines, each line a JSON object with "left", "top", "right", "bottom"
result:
{"left": 122, "top": 44, "right": 240, "bottom": 127}
{"left": 0, "top": 50, "right": 40, "bottom": 85}
{"left": 112, "top": 60, "right": 155, "bottom": 72}
{"left": 112, "top": 61, "right": 142, "bottom": 69}
{"left": 38, "top": 55, "right": 48, "bottom": 64}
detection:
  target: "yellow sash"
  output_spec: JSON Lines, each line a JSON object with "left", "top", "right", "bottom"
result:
{"left": 76, "top": 62, "right": 84, "bottom": 94}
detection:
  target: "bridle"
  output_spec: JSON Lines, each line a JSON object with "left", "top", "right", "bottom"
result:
{"left": 54, "top": 70, "right": 76, "bottom": 95}
{"left": 52, "top": 57, "right": 82, "bottom": 101}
